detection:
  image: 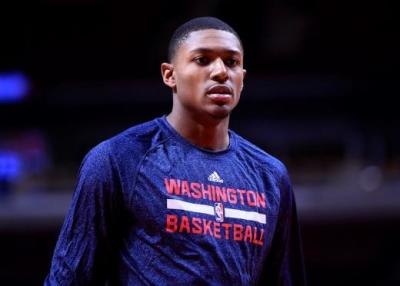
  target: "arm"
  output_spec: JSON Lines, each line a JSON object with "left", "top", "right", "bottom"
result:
{"left": 259, "top": 171, "right": 307, "bottom": 286}
{"left": 44, "top": 142, "right": 121, "bottom": 285}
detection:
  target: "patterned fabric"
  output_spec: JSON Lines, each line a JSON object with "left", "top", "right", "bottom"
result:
{"left": 44, "top": 116, "right": 306, "bottom": 285}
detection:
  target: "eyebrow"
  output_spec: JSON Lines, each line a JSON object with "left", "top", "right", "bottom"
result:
{"left": 189, "top": 48, "right": 242, "bottom": 55}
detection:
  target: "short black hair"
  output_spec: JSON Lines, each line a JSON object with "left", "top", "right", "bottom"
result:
{"left": 168, "top": 16, "right": 242, "bottom": 62}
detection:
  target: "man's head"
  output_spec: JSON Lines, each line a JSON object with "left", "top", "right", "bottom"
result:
{"left": 161, "top": 17, "right": 246, "bottom": 122}
{"left": 168, "top": 17, "right": 243, "bottom": 62}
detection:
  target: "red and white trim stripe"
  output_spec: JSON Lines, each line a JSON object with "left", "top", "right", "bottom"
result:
{"left": 167, "top": 199, "right": 266, "bottom": 224}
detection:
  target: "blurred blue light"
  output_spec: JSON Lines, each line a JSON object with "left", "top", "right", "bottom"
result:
{"left": 0, "top": 72, "right": 29, "bottom": 103}
{"left": 0, "top": 151, "right": 22, "bottom": 180}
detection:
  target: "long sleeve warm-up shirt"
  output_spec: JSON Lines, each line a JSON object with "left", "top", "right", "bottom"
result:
{"left": 44, "top": 116, "right": 306, "bottom": 285}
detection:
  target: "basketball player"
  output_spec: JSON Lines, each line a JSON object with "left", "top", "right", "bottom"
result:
{"left": 44, "top": 16, "right": 306, "bottom": 285}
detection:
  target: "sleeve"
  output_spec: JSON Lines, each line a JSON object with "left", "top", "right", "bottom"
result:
{"left": 44, "top": 142, "right": 122, "bottom": 286}
{"left": 258, "top": 169, "right": 307, "bottom": 286}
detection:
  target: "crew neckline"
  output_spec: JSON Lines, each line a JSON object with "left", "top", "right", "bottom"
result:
{"left": 157, "top": 115, "right": 236, "bottom": 155}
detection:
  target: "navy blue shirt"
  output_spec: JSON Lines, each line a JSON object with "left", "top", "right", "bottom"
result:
{"left": 44, "top": 116, "right": 306, "bottom": 285}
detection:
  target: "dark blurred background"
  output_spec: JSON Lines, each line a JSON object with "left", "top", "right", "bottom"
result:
{"left": 1, "top": 0, "right": 399, "bottom": 285}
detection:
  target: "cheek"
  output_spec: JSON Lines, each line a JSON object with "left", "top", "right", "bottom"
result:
{"left": 233, "top": 76, "right": 244, "bottom": 91}
{"left": 176, "top": 71, "right": 203, "bottom": 91}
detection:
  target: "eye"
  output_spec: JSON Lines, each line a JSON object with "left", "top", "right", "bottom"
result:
{"left": 225, "top": 58, "right": 239, "bottom": 67}
{"left": 194, "top": 56, "right": 210, "bottom": 65}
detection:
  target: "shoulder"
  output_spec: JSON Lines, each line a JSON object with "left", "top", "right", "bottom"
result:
{"left": 232, "top": 132, "right": 294, "bottom": 211}
{"left": 232, "top": 131, "right": 289, "bottom": 181}
{"left": 81, "top": 118, "right": 170, "bottom": 176}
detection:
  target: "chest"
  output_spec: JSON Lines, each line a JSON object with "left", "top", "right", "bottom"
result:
{"left": 123, "top": 146, "right": 280, "bottom": 249}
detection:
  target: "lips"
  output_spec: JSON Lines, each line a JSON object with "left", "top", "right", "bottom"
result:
{"left": 207, "top": 85, "right": 232, "bottom": 95}
{"left": 206, "top": 85, "right": 233, "bottom": 104}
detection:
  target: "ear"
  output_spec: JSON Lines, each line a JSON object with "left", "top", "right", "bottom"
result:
{"left": 241, "top": 69, "right": 247, "bottom": 91}
{"left": 161, "top": 62, "right": 176, "bottom": 90}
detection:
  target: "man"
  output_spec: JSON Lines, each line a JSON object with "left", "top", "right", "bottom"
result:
{"left": 45, "top": 16, "right": 306, "bottom": 285}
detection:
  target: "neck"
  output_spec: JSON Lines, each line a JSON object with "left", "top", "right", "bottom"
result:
{"left": 167, "top": 110, "right": 230, "bottom": 152}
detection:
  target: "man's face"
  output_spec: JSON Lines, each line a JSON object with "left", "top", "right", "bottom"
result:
{"left": 168, "top": 29, "right": 246, "bottom": 120}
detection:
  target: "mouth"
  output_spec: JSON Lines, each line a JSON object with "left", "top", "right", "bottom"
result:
{"left": 206, "top": 85, "right": 233, "bottom": 103}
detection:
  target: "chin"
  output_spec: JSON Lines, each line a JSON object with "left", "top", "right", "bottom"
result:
{"left": 208, "top": 106, "right": 232, "bottom": 120}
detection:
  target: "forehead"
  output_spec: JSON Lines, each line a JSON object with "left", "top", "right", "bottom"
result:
{"left": 179, "top": 29, "right": 243, "bottom": 56}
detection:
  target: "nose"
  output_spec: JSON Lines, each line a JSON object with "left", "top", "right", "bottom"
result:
{"left": 210, "top": 58, "right": 228, "bottom": 82}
